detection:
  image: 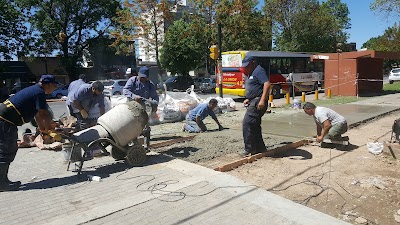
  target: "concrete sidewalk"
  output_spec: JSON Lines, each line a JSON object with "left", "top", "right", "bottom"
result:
{"left": 2, "top": 93, "right": 400, "bottom": 225}
{"left": 1, "top": 150, "right": 348, "bottom": 225}
{"left": 261, "top": 93, "right": 400, "bottom": 138}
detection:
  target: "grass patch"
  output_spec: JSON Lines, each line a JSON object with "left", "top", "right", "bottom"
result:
{"left": 383, "top": 82, "right": 400, "bottom": 92}
{"left": 312, "top": 96, "right": 367, "bottom": 106}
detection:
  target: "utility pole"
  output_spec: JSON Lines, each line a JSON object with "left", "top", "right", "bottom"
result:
{"left": 217, "top": 23, "right": 223, "bottom": 98}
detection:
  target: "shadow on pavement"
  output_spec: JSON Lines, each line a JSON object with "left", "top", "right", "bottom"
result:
{"left": 19, "top": 154, "right": 173, "bottom": 190}
{"left": 321, "top": 143, "right": 358, "bottom": 151}
{"left": 162, "top": 147, "right": 199, "bottom": 158}
{"left": 272, "top": 148, "right": 313, "bottom": 160}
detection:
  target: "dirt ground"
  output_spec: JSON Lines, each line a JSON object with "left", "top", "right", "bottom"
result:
{"left": 150, "top": 108, "right": 400, "bottom": 225}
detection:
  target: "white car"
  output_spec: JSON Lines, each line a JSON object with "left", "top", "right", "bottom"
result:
{"left": 102, "top": 79, "right": 128, "bottom": 96}
{"left": 389, "top": 68, "right": 400, "bottom": 84}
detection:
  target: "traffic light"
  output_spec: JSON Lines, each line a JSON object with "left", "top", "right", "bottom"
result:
{"left": 209, "top": 45, "right": 219, "bottom": 60}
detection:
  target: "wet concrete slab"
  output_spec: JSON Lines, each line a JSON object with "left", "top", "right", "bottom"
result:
{"left": 261, "top": 104, "right": 400, "bottom": 138}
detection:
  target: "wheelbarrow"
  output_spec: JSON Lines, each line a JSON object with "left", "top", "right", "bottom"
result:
{"left": 65, "top": 101, "right": 149, "bottom": 174}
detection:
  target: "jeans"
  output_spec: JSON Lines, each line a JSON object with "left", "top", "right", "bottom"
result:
{"left": 184, "top": 114, "right": 206, "bottom": 133}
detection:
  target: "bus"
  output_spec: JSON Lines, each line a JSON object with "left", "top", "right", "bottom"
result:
{"left": 216, "top": 51, "right": 324, "bottom": 98}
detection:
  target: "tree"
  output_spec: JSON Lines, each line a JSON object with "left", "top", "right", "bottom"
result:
{"left": 17, "top": 0, "right": 121, "bottom": 79}
{"left": 112, "top": 0, "right": 175, "bottom": 80}
{"left": 216, "top": 0, "right": 272, "bottom": 51}
{"left": 160, "top": 18, "right": 208, "bottom": 75}
{"left": 363, "top": 23, "right": 400, "bottom": 68}
{"left": 371, "top": 0, "right": 400, "bottom": 18}
{"left": 264, "top": 0, "right": 350, "bottom": 52}
{"left": 0, "top": 0, "right": 29, "bottom": 60}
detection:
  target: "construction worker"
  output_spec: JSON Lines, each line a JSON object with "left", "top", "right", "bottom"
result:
{"left": 241, "top": 56, "right": 271, "bottom": 156}
{"left": 0, "top": 75, "right": 58, "bottom": 191}
{"left": 68, "top": 81, "right": 105, "bottom": 131}
{"left": 123, "top": 66, "right": 158, "bottom": 149}
{"left": 183, "top": 98, "right": 223, "bottom": 133}
{"left": 303, "top": 102, "right": 348, "bottom": 142}
{"left": 66, "top": 74, "right": 87, "bottom": 116}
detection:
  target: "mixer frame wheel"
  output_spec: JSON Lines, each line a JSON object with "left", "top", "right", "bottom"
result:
{"left": 111, "top": 146, "right": 127, "bottom": 160}
{"left": 126, "top": 145, "right": 147, "bottom": 166}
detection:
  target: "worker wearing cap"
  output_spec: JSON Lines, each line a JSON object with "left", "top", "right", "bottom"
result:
{"left": 123, "top": 66, "right": 159, "bottom": 108}
{"left": 0, "top": 75, "right": 58, "bottom": 191}
{"left": 123, "top": 66, "right": 159, "bottom": 149}
{"left": 241, "top": 56, "right": 271, "bottom": 156}
{"left": 66, "top": 74, "right": 87, "bottom": 116}
{"left": 68, "top": 81, "right": 105, "bottom": 131}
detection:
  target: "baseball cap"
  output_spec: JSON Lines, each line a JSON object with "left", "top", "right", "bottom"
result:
{"left": 40, "top": 75, "right": 61, "bottom": 84}
{"left": 241, "top": 55, "right": 256, "bottom": 67}
{"left": 138, "top": 66, "right": 149, "bottom": 78}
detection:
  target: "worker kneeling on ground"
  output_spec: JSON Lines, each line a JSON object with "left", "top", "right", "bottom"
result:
{"left": 183, "top": 98, "right": 223, "bottom": 133}
{"left": 303, "top": 102, "right": 348, "bottom": 142}
{"left": 0, "top": 75, "right": 58, "bottom": 191}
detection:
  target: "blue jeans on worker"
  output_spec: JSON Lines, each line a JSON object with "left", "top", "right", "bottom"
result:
{"left": 184, "top": 114, "right": 207, "bottom": 133}
{"left": 0, "top": 120, "right": 18, "bottom": 163}
{"left": 242, "top": 97, "right": 268, "bottom": 154}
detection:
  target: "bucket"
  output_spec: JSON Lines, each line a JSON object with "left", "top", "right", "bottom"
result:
{"left": 62, "top": 142, "right": 81, "bottom": 162}
{"left": 293, "top": 99, "right": 301, "bottom": 109}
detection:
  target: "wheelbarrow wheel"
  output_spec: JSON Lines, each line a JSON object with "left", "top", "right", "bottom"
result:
{"left": 126, "top": 145, "right": 147, "bottom": 166}
{"left": 111, "top": 147, "right": 127, "bottom": 160}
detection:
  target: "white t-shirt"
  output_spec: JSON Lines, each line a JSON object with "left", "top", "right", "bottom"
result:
{"left": 313, "top": 106, "right": 346, "bottom": 126}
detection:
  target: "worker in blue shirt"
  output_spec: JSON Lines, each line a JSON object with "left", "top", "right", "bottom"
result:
{"left": 68, "top": 81, "right": 105, "bottom": 131}
{"left": 0, "top": 75, "right": 58, "bottom": 191}
{"left": 123, "top": 66, "right": 159, "bottom": 149}
{"left": 183, "top": 98, "right": 223, "bottom": 133}
{"left": 123, "top": 66, "right": 159, "bottom": 111}
{"left": 66, "top": 74, "right": 87, "bottom": 116}
{"left": 241, "top": 56, "right": 271, "bottom": 156}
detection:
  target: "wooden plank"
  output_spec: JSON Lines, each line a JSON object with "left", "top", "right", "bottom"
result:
{"left": 215, "top": 140, "right": 308, "bottom": 172}
{"left": 149, "top": 135, "right": 196, "bottom": 149}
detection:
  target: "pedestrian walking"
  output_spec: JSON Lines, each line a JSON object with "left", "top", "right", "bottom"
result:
{"left": 241, "top": 56, "right": 271, "bottom": 156}
{"left": 183, "top": 98, "right": 223, "bottom": 133}
{"left": 302, "top": 102, "right": 348, "bottom": 142}
{"left": 0, "top": 75, "right": 58, "bottom": 191}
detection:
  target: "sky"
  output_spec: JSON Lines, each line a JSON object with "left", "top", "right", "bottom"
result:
{"left": 258, "top": 0, "right": 399, "bottom": 50}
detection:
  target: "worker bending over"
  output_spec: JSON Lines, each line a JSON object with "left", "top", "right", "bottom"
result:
{"left": 183, "top": 98, "right": 223, "bottom": 133}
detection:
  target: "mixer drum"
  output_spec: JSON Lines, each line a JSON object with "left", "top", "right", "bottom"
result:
{"left": 97, "top": 101, "right": 148, "bottom": 147}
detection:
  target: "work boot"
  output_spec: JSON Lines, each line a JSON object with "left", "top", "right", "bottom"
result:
{"left": 0, "top": 163, "right": 20, "bottom": 191}
{"left": 5, "top": 164, "right": 21, "bottom": 186}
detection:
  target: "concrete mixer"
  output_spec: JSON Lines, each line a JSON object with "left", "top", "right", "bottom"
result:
{"left": 66, "top": 101, "right": 149, "bottom": 174}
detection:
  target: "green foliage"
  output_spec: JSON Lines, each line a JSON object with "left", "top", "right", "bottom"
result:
{"left": 363, "top": 23, "right": 400, "bottom": 68}
{"left": 16, "top": 0, "right": 121, "bottom": 78}
{"left": 0, "top": 0, "right": 29, "bottom": 60}
{"left": 264, "top": 0, "right": 350, "bottom": 52}
{"left": 216, "top": 0, "right": 272, "bottom": 51}
{"left": 160, "top": 19, "right": 208, "bottom": 75}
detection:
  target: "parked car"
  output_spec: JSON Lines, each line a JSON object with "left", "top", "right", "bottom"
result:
{"left": 102, "top": 79, "right": 128, "bottom": 96}
{"left": 199, "top": 78, "right": 217, "bottom": 93}
{"left": 194, "top": 77, "right": 207, "bottom": 90}
{"left": 164, "top": 76, "right": 194, "bottom": 91}
{"left": 389, "top": 68, "right": 400, "bottom": 84}
{"left": 48, "top": 84, "right": 69, "bottom": 99}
